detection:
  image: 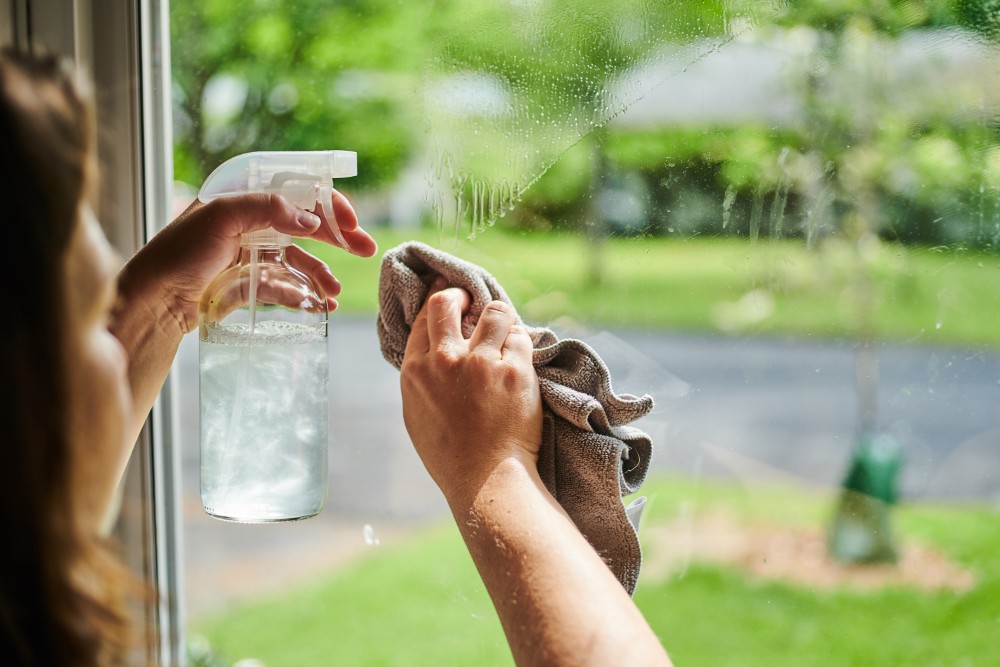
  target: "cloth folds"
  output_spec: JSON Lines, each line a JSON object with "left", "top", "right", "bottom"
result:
{"left": 377, "top": 241, "right": 655, "bottom": 594}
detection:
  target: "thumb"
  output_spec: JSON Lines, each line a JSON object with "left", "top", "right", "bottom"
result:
{"left": 202, "top": 193, "right": 321, "bottom": 239}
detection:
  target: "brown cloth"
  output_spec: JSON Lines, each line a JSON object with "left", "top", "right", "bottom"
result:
{"left": 376, "top": 241, "right": 655, "bottom": 594}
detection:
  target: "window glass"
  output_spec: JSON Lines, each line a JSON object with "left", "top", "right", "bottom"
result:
{"left": 171, "top": 2, "right": 999, "bottom": 665}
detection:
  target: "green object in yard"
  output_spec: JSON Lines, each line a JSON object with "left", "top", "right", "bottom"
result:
{"left": 828, "top": 433, "right": 903, "bottom": 564}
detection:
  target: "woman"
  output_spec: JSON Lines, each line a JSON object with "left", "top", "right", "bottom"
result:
{"left": 0, "top": 47, "right": 671, "bottom": 666}
{"left": 0, "top": 47, "right": 376, "bottom": 664}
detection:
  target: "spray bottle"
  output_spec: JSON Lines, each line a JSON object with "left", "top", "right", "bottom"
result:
{"left": 196, "top": 150, "right": 357, "bottom": 522}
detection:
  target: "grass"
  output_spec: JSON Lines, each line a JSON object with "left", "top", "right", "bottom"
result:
{"left": 190, "top": 521, "right": 510, "bottom": 666}
{"left": 190, "top": 476, "right": 1000, "bottom": 666}
{"left": 302, "top": 226, "right": 1000, "bottom": 349}
{"left": 631, "top": 478, "right": 1000, "bottom": 667}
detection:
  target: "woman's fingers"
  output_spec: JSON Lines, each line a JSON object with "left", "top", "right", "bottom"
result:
{"left": 469, "top": 301, "right": 517, "bottom": 357}
{"left": 326, "top": 187, "right": 359, "bottom": 231}
{"left": 404, "top": 286, "right": 528, "bottom": 365}
{"left": 197, "top": 189, "right": 377, "bottom": 259}
{"left": 338, "top": 226, "right": 379, "bottom": 257}
{"left": 186, "top": 191, "right": 378, "bottom": 259}
{"left": 425, "top": 287, "right": 471, "bottom": 353}
{"left": 205, "top": 193, "right": 322, "bottom": 240}
{"left": 502, "top": 324, "right": 534, "bottom": 361}
{"left": 254, "top": 279, "right": 331, "bottom": 313}
{"left": 404, "top": 277, "right": 448, "bottom": 358}
{"left": 309, "top": 190, "right": 378, "bottom": 257}
{"left": 285, "top": 244, "right": 342, "bottom": 298}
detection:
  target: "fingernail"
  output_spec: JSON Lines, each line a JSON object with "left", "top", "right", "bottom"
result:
{"left": 297, "top": 210, "right": 322, "bottom": 228}
{"left": 431, "top": 276, "right": 448, "bottom": 290}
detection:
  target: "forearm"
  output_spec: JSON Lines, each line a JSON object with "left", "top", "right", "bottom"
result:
{"left": 447, "top": 456, "right": 672, "bottom": 667}
{"left": 110, "top": 256, "right": 186, "bottom": 445}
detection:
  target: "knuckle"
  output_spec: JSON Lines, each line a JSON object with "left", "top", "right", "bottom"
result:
{"left": 426, "top": 290, "right": 453, "bottom": 311}
{"left": 201, "top": 197, "right": 227, "bottom": 219}
{"left": 266, "top": 192, "right": 292, "bottom": 215}
{"left": 399, "top": 372, "right": 420, "bottom": 396}
{"left": 484, "top": 300, "right": 512, "bottom": 317}
{"left": 433, "top": 344, "right": 462, "bottom": 365}
{"left": 467, "top": 348, "right": 494, "bottom": 368}
{"left": 400, "top": 357, "right": 431, "bottom": 387}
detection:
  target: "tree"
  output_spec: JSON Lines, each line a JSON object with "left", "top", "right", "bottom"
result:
{"left": 771, "top": 0, "right": 965, "bottom": 564}
{"left": 170, "top": 0, "right": 432, "bottom": 191}
{"left": 417, "top": 0, "right": 733, "bottom": 280}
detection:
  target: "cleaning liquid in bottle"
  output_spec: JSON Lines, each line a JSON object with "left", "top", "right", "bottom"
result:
{"left": 196, "top": 150, "right": 357, "bottom": 522}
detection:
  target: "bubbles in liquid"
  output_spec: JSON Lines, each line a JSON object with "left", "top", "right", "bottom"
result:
{"left": 202, "top": 319, "right": 326, "bottom": 346}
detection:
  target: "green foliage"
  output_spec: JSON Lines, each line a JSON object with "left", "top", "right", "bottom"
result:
{"left": 171, "top": 0, "right": 1000, "bottom": 246}
{"left": 170, "top": 0, "right": 429, "bottom": 188}
{"left": 430, "top": 0, "right": 726, "bottom": 108}
{"left": 170, "top": 0, "right": 731, "bottom": 200}
{"left": 776, "top": 0, "right": 960, "bottom": 34}
{"left": 955, "top": 0, "right": 1000, "bottom": 40}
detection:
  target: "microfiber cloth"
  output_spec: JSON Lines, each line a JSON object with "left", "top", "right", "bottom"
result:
{"left": 377, "top": 241, "right": 655, "bottom": 594}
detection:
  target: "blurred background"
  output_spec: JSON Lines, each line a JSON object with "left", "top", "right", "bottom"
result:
{"left": 169, "top": 2, "right": 1000, "bottom": 666}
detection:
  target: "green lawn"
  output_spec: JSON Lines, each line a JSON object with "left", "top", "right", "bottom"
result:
{"left": 631, "top": 478, "right": 1000, "bottom": 667}
{"left": 303, "top": 227, "right": 1000, "bottom": 349}
{"left": 190, "top": 476, "right": 1000, "bottom": 666}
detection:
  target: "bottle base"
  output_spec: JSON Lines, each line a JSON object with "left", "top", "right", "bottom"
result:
{"left": 204, "top": 509, "right": 322, "bottom": 524}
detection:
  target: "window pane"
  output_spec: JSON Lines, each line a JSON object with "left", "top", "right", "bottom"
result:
{"left": 171, "top": 2, "right": 999, "bottom": 665}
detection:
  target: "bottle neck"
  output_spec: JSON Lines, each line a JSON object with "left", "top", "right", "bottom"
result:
{"left": 238, "top": 244, "right": 287, "bottom": 264}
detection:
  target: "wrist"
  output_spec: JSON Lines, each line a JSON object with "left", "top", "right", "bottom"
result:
{"left": 111, "top": 257, "right": 184, "bottom": 353}
{"left": 108, "top": 263, "right": 184, "bottom": 384}
{"left": 444, "top": 451, "right": 544, "bottom": 518}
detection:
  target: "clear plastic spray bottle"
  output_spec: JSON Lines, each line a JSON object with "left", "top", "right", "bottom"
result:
{"left": 196, "top": 150, "right": 357, "bottom": 522}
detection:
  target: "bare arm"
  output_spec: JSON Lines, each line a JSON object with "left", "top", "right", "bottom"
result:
{"left": 399, "top": 283, "right": 672, "bottom": 667}
{"left": 451, "top": 458, "right": 672, "bottom": 667}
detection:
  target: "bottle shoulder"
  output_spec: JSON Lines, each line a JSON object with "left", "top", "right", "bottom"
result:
{"left": 204, "top": 255, "right": 325, "bottom": 292}
{"left": 199, "top": 252, "right": 328, "bottom": 325}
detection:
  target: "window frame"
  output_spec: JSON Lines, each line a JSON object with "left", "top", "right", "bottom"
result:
{"left": 2, "top": 1, "right": 185, "bottom": 664}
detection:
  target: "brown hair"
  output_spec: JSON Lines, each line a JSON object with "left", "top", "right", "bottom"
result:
{"left": 0, "top": 47, "right": 138, "bottom": 666}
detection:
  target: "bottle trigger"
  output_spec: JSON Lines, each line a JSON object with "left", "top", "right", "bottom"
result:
{"left": 320, "top": 183, "right": 349, "bottom": 251}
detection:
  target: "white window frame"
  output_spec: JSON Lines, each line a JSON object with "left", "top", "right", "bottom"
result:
{"left": 1, "top": 1, "right": 184, "bottom": 664}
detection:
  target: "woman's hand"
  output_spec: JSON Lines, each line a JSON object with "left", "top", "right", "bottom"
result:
{"left": 401, "top": 282, "right": 674, "bottom": 667}
{"left": 121, "top": 190, "right": 377, "bottom": 335}
{"left": 110, "top": 190, "right": 376, "bottom": 445}
{"left": 399, "top": 280, "right": 543, "bottom": 508}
